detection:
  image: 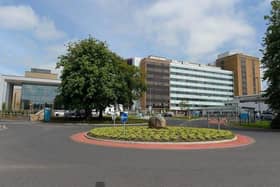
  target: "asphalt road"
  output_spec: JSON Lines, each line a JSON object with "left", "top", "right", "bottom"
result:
{"left": 0, "top": 119, "right": 279, "bottom": 187}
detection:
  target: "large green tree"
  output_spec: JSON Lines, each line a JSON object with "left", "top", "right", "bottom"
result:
{"left": 56, "top": 36, "right": 145, "bottom": 119}
{"left": 261, "top": 0, "right": 280, "bottom": 128}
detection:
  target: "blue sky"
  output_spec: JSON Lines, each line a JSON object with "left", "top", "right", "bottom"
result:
{"left": 0, "top": 0, "right": 272, "bottom": 77}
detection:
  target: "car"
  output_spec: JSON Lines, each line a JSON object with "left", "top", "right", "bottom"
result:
{"left": 261, "top": 112, "right": 274, "bottom": 121}
{"left": 64, "top": 110, "right": 86, "bottom": 118}
{"left": 163, "top": 111, "right": 174, "bottom": 117}
{"left": 54, "top": 110, "right": 64, "bottom": 117}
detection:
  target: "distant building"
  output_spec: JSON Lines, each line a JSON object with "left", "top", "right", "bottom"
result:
{"left": 0, "top": 68, "right": 60, "bottom": 111}
{"left": 139, "top": 56, "right": 234, "bottom": 112}
{"left": 216, "top": 52, "right": 261, "bottom": 96}
{"left": 226, "top": 94, "right": 269, "bottom": 113}
{"left": 140, "top": 56, "right": 171, "bottom": 111}
{"left": 170, "top": 60, "right": 234, "bottom": 111}
{"left": 126, "top": 57, "right": 142, "bottom": 67}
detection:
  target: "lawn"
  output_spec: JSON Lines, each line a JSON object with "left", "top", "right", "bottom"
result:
{"left": 88, "top": 126, "right": 235, "bottom": 142}
{"left": 233, "top": 120, "right": 271, "bottom": 129}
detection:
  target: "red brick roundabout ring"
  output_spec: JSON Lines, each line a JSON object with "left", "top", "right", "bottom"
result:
{"left": 70, "top": 132, "right": 255, "bottom": 150}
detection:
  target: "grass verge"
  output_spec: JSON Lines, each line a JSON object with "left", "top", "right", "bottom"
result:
{"left": 88, "top": 126, "right": 235, "bottom": 142}
{"left": 231, "top": 120, "right": 271, "bottom": 129}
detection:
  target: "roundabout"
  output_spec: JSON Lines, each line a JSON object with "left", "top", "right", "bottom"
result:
{"left": 70, "top": 126, "right": 255, "bottom": 150}
{"left": 0, "top": 119, "right": 279, "bottom": 187}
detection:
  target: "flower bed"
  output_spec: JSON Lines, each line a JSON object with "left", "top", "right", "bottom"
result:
{"left": 88, "top": 126, "right": 235, "bottom": 142}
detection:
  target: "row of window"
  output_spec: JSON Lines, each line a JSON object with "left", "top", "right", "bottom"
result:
{"left": 170, "top": 84, "right": 233, "bottom": 92}
{"left": 170, "top": 91, "right": 233, "bottom": 97}
{"left": 147, "top": 69, "right": 169, "bottom": 74}
{"left": 147, "top": 63, "right": 169, "bottom": 68}
{"left": 147, "top": 78, "right": 169, "bottom": 83}
{"left": 170, "top": 104, "right": 221, "bottom": 108}
{"left": 146, "top": 90, "right": 169, "bottom": 95}
{"left": 147, "top": 74, "right": 169, "bottom": 79}
{"left": 170, "top": 78, "right": 233, "bottom": 87}
{"left": 170, "top": 72, "right": 233, "bottom": 81}
{"left": 171, "top": 66, "right": 231, "bottom": 76}
{"left": 170, "top": 97, "right": 227, "bottom": 103}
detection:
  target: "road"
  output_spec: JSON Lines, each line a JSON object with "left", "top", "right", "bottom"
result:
{"left": 0, "top": 119, "right": 279, "bottom": 187}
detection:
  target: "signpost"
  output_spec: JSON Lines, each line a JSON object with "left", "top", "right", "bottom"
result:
{"left": 148, "top": 106, "right": 152, "bottom": 116}
{"left": 240, "top": 112, "right": 249, "bottom": 125}
{"left": 111, "top": 113, "right": 117, "bottom": 126}
{"left": 120, "top": 112, "right": 128, "bottom": 136}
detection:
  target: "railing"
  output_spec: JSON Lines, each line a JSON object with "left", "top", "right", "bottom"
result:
{"left": 0, "top": 111, "right": 31, "bottom": 120}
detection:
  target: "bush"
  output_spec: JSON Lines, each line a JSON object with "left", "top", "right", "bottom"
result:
{"left": 271, "top": 114, "right": 280, "bottom": 129}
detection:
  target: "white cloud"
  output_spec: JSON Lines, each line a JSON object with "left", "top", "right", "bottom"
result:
{"left": 34, "top": 17, "right": 66, "bottom": 40}
{"left": 0, "top": 5, "right": 65, "bottom": 40}
{"left": 0, "top": 5, "right": 38, "bottom": 29}
{"left": 135, "top": 0, "right": 256, "bottom": 60}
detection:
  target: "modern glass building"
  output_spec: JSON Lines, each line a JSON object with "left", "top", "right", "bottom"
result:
{"left": 139, "top": 56, "right": 234, "bottom": 112}
{"left": 21, "top": 84, "right": 58, "bottom": 110}
{"left": 0, "top": 68, "right": 60, "bottom": 111}
{"left": 170, "top": 61, "right": 234, "bottom": 111}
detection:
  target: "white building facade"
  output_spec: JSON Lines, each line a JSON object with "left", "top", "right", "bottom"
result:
{"left": 0, "top": 74, "right": 61, "bottom": 111}
{"left": 169, "top": 61, "right": 234, "bottom": 111}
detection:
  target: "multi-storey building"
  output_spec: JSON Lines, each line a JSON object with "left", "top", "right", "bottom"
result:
{"left": 139, "top": 56, "right": 234, "bottom": 112}
{"left": 170, "top": 61, "right": 234, "bottom": 111}
{"left": 140, "top": 56, "right": 171, "bottom": 111}
{"left": 216, "top": 52, "right": 261, "bottom": 96}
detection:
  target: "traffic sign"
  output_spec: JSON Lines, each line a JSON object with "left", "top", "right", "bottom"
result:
{"left": 240, "top": 113, "right": 249, "bottom": 120}
{"left": 120, "top": 112, "right": 128, "bottom": 123}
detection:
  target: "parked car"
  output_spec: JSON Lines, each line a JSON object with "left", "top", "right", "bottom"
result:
{"left": 163, "top": 111, "right": 174, "bottom": 117}
{"left": 261, "top": 112, "right": 274, "bottom": 121}
{"left": 64, "top": 110, "right": 86, "bottom": 118}
{"left": 54, "top": 110, "right": 64, "bottom": 117}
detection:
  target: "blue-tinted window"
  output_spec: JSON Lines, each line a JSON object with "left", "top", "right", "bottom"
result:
{"left": 21, "top": 84, "right": 58, "bottom": 109}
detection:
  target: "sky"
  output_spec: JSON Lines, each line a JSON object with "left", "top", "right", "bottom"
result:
{"left": 0, "top": 0, "right": 272, "bottom": 79}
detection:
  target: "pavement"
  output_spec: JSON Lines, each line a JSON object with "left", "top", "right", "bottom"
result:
{"left": 0, "top": 119, "right": 279, "bottom": 187}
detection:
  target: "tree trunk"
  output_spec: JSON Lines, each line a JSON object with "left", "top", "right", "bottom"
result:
{"left": 85, "top": 108, "right": 92, "bottom": 120}
{"left": 98, "top": 109, "right": 103, "bottom": 120}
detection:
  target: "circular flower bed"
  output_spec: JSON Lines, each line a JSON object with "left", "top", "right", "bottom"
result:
{"left": 88, "top": 126, "right": 235, "bottom": 142}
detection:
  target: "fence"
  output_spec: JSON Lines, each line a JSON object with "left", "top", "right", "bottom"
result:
{"left": 0, "top": 111, "right": 31, "bottom": 120}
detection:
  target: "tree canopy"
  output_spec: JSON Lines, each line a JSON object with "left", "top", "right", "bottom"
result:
{"left": 261, "top": 0, "right": 280, "bottom": 127}
{"left": 56, "top": 36, "right": 146, "bottom": 119}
